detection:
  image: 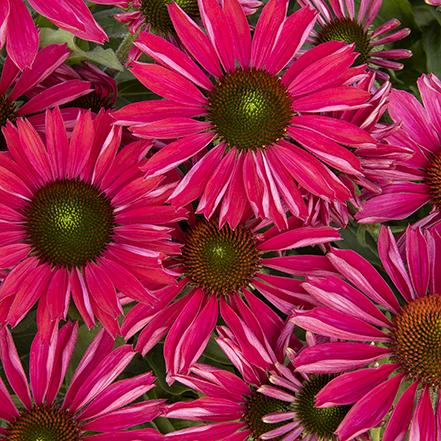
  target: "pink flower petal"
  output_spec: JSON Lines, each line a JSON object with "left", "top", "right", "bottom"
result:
{"left": 408, "top": 385, "right": 437, "bottom": 440}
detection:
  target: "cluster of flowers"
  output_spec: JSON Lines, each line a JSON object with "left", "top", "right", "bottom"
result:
{"left": 0, "top": 0, "right": 440, "bottom": 439}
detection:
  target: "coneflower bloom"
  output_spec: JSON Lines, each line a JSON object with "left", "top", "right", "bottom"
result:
{"left": 0, "top": 322, "right": 165, "bottom": 440}
{"left": 0, "top": 0, "right": 107, "bottom": 70}
{"left": 0, "top": 44, "right": 93, "bottom": 151}
{"left": 357, "top": 73, "right": 441, "bottom": 223}
{"left": 112, "top": 0, "right": 376, "bottom": 230}
{"left": 122, "top": 213, "right": 341, "bottom": 378}
{"left": 0, "top": 107, "right": 187, "bottom": 340}
{"left": 293, "top": 225, "right": 441, "bottom": 440}
{"left": 297, "top": 0, "right": 412, "bottom": 81}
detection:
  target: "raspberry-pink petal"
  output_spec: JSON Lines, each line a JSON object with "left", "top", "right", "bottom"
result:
{"left": 83, "top": 428, "right": 164, "bottom": 441}
{"left": 408, "top": 384, "right": 436, "bottom": 440}
{"left": 405, "top": 226, "right": 430, "bottom": 298}
{"left": 258, "top": 385, "right": 295, "bottom": 402}
{"left": 0, "top": 165, "right": 32, "bottom": 200}
{"left": 0, "top": 1, "right": 10, "bottom": 53}
{"left": 5, "top": 0, "right": 39, "bottom": 70}
{"left": 260, "top": 421, "right": 302, "bottom": 440}
{"left": 266, "top": 6, "right": 316, "bottom": 75}
{"left": 0, "top": 327, "right": 32, "bottom": 409}
{"left": 46, "top": 321, "right": 78, "bottom": 406}
{"left": 78, "top": 372, "right": 155, "bottom": 420}
{"left": 0, "top": 376, "right": 19, "bottom": 420}
{"left": 46, "top": 266, "right": 70, "bottom": 321}
{"left": 223, "top": 0, "right": 251, "bottom": 68}
{"left": 315, "top": 363, "right": 399, "bottom": 407}
{"left": 251, "top": 0, "right": 288, "bottom": 69}
{"left": 88, "top": 297, "right": 121, "bottom": 338}
{"left": 111, "top": 175, "right": 163, "bottom": 208}
{"left": 68, "top": 345, "right": 135, "bottom": 414}
{"left": 130, "top": 62, "right": 208, "bottom": 106}
{"left": 16, "top": 119, "right": 52, "bottom": 181}
{"left": 378, "top": 226, "right": 415, "bottom": 302}
{"left": 169, "top": 3, "right": 223, "bottom": 79}
{"left": 294, "top": 342, "right": 392, "bottom": 373}
{"left": 164, "top": 422, "right": 247, "bottom": 441}
{"left": 382, "top": 380, "right": 418, "bottom": 441}
{"left": 9, "top": 44, "right": 70, "bottom": 101}
{"left": 328, "top": 247, "right": 402, "bottom": 313}
{"left": 418, "top": 74, "right": 441, "bottom": 135}
{"left": 336, "top": 373, "right": 406, "bottom": 441}
{"left": 70, "top": 268, "right": 96, "bottom": 329}
{"left": 0, "top": 55, "right": 20, "bottom": 96}
{"left": 112, "top": 100, "right": 203, "bottom": 125}
{"left": 293, "top": 307, "right": 389, "bottom": 341}
{"left": 265, "top": 255, "right": 339, "bottom": 278}
{"left": 243, "top": 150, "right": 269, "bottom": 218}
{"left": 165, "top": 397, "right": 244, "bottom": 421}
{"left": 259, "top": 227, "right": 340, "bottom": 251}
{"left": 134, "top": 32, "right": 213, "bottom": 90}
{"left": 141, "top": 132, "right": 216, "bottom": 177}
{"left": 171, "top": 143, "right": 226, "bottom": 208}
{"left": 197, "top": 0, "right": 236, "bottom": 72}
{"left": 0, "top": 256, "right": 38, "bottom": 303}
{"left": 16, "top": 80, "right": 92, "bottom": 116}
{"left": 133, "top": 118, "right": 211, "bottom": 139}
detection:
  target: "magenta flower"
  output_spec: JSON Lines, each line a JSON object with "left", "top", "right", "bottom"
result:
{"left": 293, "top": 225, "right": 441, "bottom": 440}
{"left": 0, "top": 0, "right": 107, "bottom": 70}
{"left": 0, "top": 44, "right": 93, "bottom": 151}
{"left": 357, "top": 73, "right": 441, "bottom": 223}
{"left": 0, "top": 107, "right": 187, "bottom": 340}
{"left": 0, "top": 322, "right": 164, "bottom": 440}
{"left": 122, "top": 214, "right": 341, "bottom": 378}
{"left": 298, "top": 0, "right": 412, "bottom": 81}
{"left": 112, "top": 0, "right": 376, "bottom": 230}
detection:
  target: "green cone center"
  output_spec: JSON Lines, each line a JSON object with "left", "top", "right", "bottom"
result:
{"left": 23, "top": 178, "right": 115, "bottom": 269}
{"left": 245, "top": 390, "right": 290, "bottom": 440}
{"left": 315, "top": 18, "right": 371, "bottom": 66}
{"left": 426, "top": 153, "right": 441, "bottom": 208}
{"left": 293, "top": 374, "right": 352, "bottom": 439}
{"left": 390, "top": 293, "right": 441, "bottom": 387}
{"left": 181, "top": 218, "right": 260, "bottom": 296}
{"left": 0, "top": 94, "right": 17, "bottom": 151}
{"left": 4, "top": 405, "right": 81, "bottom": 441}
{"left": 207, "top": 67, "right": 294, "bottom": 151}
{"left": 141, "top": 0, "right": 199, "bottom": 34}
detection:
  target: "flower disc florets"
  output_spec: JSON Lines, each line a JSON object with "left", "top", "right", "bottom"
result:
{"left": 293, "top": 374, "right": 352, "bottom": 439}
{"left": 390, "top": 293, "right": 441, "bottom": 388}
{"left": 4, "top": 405, "right": 80, "bottom": 441}
{"left": 0, "top": 95, "right": 17, "bottom": 150}
{"left": 181, "top": 218, "right": 260, "bottom": 296}
{"left": 141, "top": 0, "right": 200, "bottom": 34}
{"left": 315, "top": 18, "right": 371, "bottom": 66}
{"left": 245, "top": 390, "right": 290, "bottom": 441}
{"left": 23, "top": 178, "right": 115, "bottom": 269}
{"left": 426, "top": 152, "right": 441, "bottom": 207}
{"left": 207, "top": 67, "right": 294, "bottom": 151}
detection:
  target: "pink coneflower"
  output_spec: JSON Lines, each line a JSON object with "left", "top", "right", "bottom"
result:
{"left": 357, "top": 73, "right": 441, "bottom": 223}
{"left": 0, "top": 44, "right": 94, "bottom": 151}
{"left": 0, "top": 107, "right": 187, "bottom": 340}
{"left": 112, "top": 0, "right": 376, "bottom": 230}
{"left": 292, "top": 225, "right": 441, "bottom": 440}
{"left": 122, "top": 213, "right": 341, "bottom": 378}
{"left": 297, "top": 0, "right": 412, "bottom": 81}
{"left": 0, "top": 322, "right": 164, "bottom": 440}
{"left": 0, "top": 0, "right": 107, "bottom": 70}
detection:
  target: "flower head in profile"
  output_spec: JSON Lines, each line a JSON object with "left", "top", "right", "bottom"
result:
{"left": 0, "top": 45, "right": 93, "bottom": 151}
{"left": 293, "top": 225, "right": 441, "bottom": 440}
{"left": 357, "top": 73, "right": 441, "bottom": 223}
{"left": 122, "top": 213, "right": 340, "bottom": 379}
{"left": 0, "top": 322, "right": 164, "bottom": 440}
{"left": 297, "top": 0, "right": 412, "bottom": 81}
{"left": 0, "top": 0, "right": 107, "bottom": 70}
{"left": 0, "top": 107, "right": 186, "bottom": 340}
{"left": 113, "top": 0, "right": 376, "bottom": 230}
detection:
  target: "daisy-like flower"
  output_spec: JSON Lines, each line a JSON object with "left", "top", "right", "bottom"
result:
{"left": 0, "top": 107, "right": 187, "bottom": 340}
{"left": 0, "top": 322, "right": 165, "bottom": 440}
{"left": 292, "top": 225, "right": 441, "bottom": 440}
{"left": 112, "top": 0, "right": 377, "bottom": 230}
{"left": 357, "top": 73, "right": 441, "bottom": 223}
{"left": 297, "top": 0, "right": 412, "bottom": 81}
{"left": 122, "top": 213, "right": 341, "bottom": 378}
{"left": 0, "top": 0, "right": 107, "bottom": 70}
{"left": 0, "top": 44, "right": 93, "bottom": 151}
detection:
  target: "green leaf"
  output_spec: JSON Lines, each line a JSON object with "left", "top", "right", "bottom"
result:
{"left": 39, "top": 28, "right": 123, "bottom": 71}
